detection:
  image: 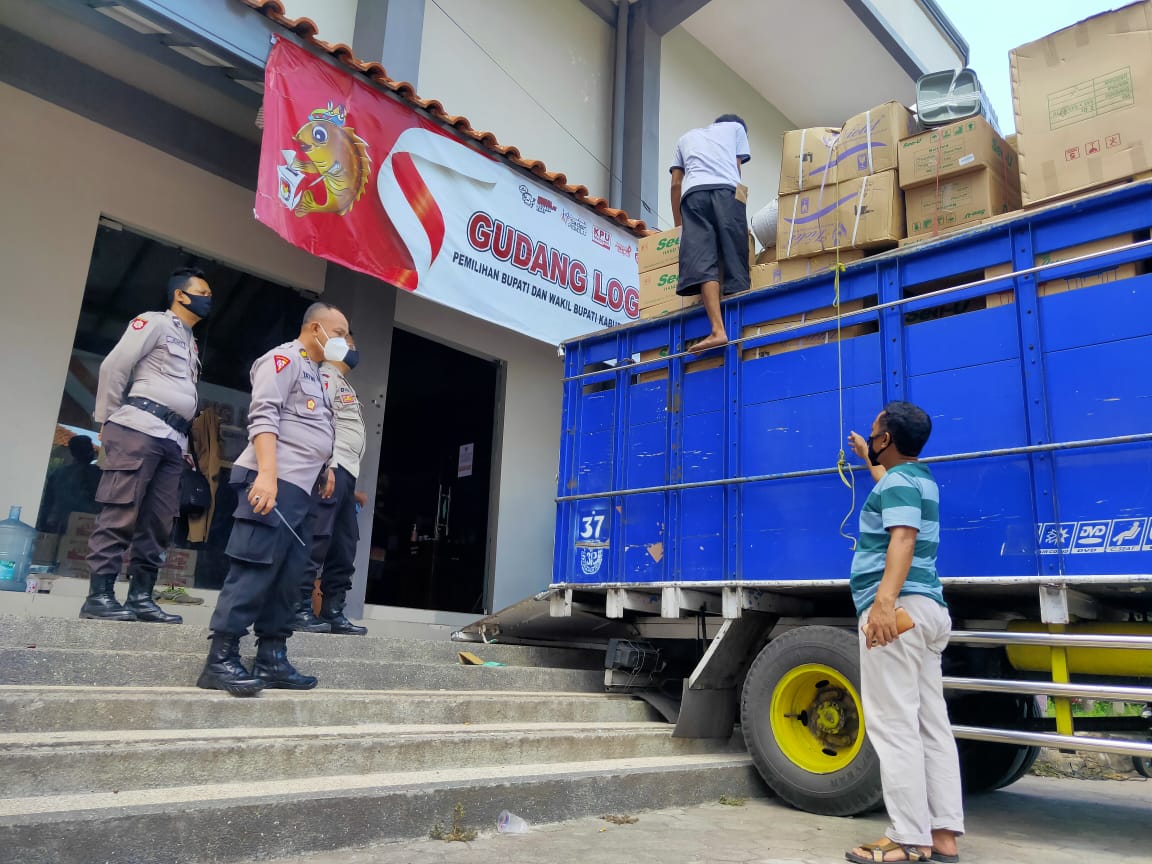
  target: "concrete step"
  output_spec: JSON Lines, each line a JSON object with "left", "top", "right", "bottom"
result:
{"left": 0, "top": 646, "right": 605, "bottom": 691}
{"left": 0, "top": 754, "right": 764, "bottom": 864}
{"left": 0, "top": 686, "right": 657, "bottom": 731}
{"left": 0, "top": 616, "right": 604, "bottom": 669}
{"left": 0, "top": 721, "right": 733, "bottom": 798}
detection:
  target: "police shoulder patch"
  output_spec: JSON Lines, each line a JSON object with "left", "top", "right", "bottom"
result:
{"left": 273, "top": 355, "right": 291, "bottom": 374}
{"left": 130, "top": 317, "right": 148, "bottom": 331}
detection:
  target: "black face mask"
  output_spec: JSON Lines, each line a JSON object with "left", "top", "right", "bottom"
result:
{"left": 181, "top": 293, "right": 212, "bottom": 320}
{"left": 343, "top": 348, "right": 360, "bottom": 370}
{"left": 867, "top": 435, "right": 890, "bottom": 467}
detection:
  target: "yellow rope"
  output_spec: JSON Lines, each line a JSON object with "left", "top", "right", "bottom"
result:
{"left": 832, "top": 244, "right": 857, "bottom": 550}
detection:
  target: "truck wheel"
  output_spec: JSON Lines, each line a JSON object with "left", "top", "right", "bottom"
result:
{"left": 740, "top": 626, "right": 883, "bottom": 816}
{"left": 952, "top": 694, "right": 1042, "bottom": 793}
{"left": 1133, "top": 756, "right": 1152, "bottom": 778}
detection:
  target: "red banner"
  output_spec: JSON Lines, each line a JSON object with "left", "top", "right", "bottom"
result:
{"left": 255, "top": 38, "right": 640, "bottom": 343}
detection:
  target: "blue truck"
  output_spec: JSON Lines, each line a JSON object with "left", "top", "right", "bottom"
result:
{"left": 533, "top": 179, "right": 1152, "bottom": 815}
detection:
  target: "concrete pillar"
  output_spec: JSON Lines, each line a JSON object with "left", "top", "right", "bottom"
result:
{"left": 353, "top": 0, "right": 426, "bottom": 85}
{"left": 317, "top": 265, "right": 398, "bottom": 618}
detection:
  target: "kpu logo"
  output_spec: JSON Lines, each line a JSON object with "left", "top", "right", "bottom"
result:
{"left": 592, "top": 226, "right": 611, "bottom": 249}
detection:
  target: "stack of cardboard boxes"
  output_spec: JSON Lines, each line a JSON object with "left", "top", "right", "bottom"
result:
{"left": 898, "top": 116, "right": 1021, "bottom": 241}
{"left": 768, "top": 102, "right": 916, "bottom": 279}
{"left": 637, "top": 218, "right": 757, "bottom": 321}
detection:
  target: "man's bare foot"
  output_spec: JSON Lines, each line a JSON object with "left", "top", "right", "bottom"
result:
{"left": 690, "top": 332, "right": 728, "bottom": 354}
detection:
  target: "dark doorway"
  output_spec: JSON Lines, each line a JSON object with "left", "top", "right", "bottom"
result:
{"left": 366, "top": 328, "right": 499, "bottom": 614}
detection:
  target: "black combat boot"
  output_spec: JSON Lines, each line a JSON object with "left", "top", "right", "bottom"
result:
{"left": 125, "top": 573, "right": 183, "bottom": 624}
{"left": 196, "top": 634, "right": 265, "bottom": 697}
{"left": 291, "top": 599, "right": 333, "bottom": 633}
{"left": 320, "top": 596, "right": 368, "bottom": 636}
{"left": 253, "top": 637, "right": 318, "bottom": 690}
{"left": 79, "top": 575, "right": 138, "bottom": 621}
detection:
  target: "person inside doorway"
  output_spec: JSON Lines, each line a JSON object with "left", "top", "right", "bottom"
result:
{"left": 669, "top": 114, "right": 751, "bottom": 354}
{"left": 294, "top": 332, "right": 369, "bottom": 636}
{"left": 81, "top": 267, "right": 210, "bottom": 624}
{"left": 38, "top": 435, "right": 102, "bottom": 534}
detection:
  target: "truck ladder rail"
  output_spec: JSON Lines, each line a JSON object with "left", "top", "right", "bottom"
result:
{"left": 951, "top": 726, "right": 1152, "bottom": 758}
{"left": 562, "top": 235, "right": 1152, "bottom": 383}
{"left": 943, "top": 677, "right": 1152, "bottom": 702}
{"left": 556, "top": 432, "right": 1152, "bottom": 502}
{"left": 950, "top": 630, "right": 1152, "bottom": 650}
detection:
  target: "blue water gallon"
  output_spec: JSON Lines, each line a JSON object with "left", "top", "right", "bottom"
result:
{"left": 0, "top": 506, "right": 36, "bottom": 592}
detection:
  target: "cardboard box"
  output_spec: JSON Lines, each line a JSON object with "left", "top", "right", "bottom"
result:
{"left": 776, "top": 249, "right": 866, "bottom": 282}
{"left": 639, "top": 263, "right": 681, "bottom": 309}
{"left": 55, "top": 511, "right": 198, "bottom": 584}
{"left": 755, "top": 249, "right": 777, "bottom": 266}
{"left": 748, "top": 231, "right": 756, "bottom": 269}
{"left": 835, "top": 102, "right": 919, "bottom": 183}
{"left": 777, "top": 185, "right": 844, "bottom": 258}
{"left": 639, "top": 293, "right": 699, "bottom": 320}
{"left": 639, "top": 228, "right": 681, "bottom": 272}
{"left": 751, "top": 262, "right": 782, "bottom": 290}
{"left": 779, "top": 127, "right": 840, "bottom": 194}
{"left": 985, "top": 233, "right": 1139, "bottom": 295}
{"left": 905, "top": 168, "right": 1022, "bottom": 238}
{"left": 1011, "top": 1, "right": 1152, "bottom": 206}
{"left": 636, "top": 348, "right": 722, "bottom": 383}
{"left": 898, "top": 116, "right": 1019, "bottom": 190}
{"left": 741, "top": 297, "right": 869, "bottom": 360}
{"left": 836, "top": 171, "right": 905, "bottom": 248}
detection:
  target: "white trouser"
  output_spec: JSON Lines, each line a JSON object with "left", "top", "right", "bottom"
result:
{"left": 859, "top": 594, "right": 965, "bottom": 847}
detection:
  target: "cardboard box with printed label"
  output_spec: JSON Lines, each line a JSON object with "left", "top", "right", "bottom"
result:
{"left": 1011, "top": 1, "right": 1152, "bottom": 206}
{"left": 905, "top": 168, "right": 1022, "bottom": 238}
{"left": 779, "top": 127, "right": 841, "bottom": 195}
{"left": 898, "top": 116, "right": 1020, "bottom": 190}
{"left": 741, "top": 298, "right": 871, "bottom": 361}
{"left": 836, "top": 171, "right": 905, "bottom": 248}
{"left": 638, "top": 228, "right": 681, "bottom": 272}
{"left": 985, "top": 233, "right": 1140, "bottom": 295}
{"left": 639, "top": 263, "right": 681, "bottom": 309}
{"left": 776, "top": 249, "right": 866, "bottom": 283}
{"left": 776, "top": 185, "right": 845, "bottom": 258}
{"left": 56, "top": 511, "right": 198, "bottom": 585}
{"left": 835, "top": 102, "right": 919, "bottom": 183}
{"left": 751, "top": 262, "right": 782, "bottom": 290}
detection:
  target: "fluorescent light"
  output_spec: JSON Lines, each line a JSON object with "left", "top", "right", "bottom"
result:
{"left": 90, "top": 3, "right": 170, "bottom": 35}
{"left": 167, "top": 43, "right": 233, "bottom": 67}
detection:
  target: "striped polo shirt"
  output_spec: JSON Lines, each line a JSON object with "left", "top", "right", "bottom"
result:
{"left": 849, "top": 462, "right": 946, "bottom": 616}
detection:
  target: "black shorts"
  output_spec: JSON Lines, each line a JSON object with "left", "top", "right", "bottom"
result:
{"left": 677, "top": 187, "right": 750, "bottom": 297}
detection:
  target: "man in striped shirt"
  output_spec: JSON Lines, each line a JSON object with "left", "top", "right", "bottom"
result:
{"left": 845, "top": 402, "right": 964, "bottom": 864}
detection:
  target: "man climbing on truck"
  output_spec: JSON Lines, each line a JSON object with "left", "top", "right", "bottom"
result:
{"left": 669, "top": 114, "right": 751, "bottom": 353}
{"left": 845, "top": 402, "right": 963, "bottom": 864}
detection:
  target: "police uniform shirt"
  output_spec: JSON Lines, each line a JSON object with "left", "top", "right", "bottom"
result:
{"left": 320, "top": 362, "right": 365, "bottom": 479}
{"left": 94, "top": 310, "right": 200, "bottom": 447}
{"left": 235, "top": 341, "right": 335, "bottom": 492}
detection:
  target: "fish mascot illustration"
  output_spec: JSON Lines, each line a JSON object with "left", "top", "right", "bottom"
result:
{"left": 288, "top": 103, "right": 371, "bottom": 217}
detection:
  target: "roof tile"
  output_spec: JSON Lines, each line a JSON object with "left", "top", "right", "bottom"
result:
{"left": 241, "top": 0, "right": 647, "bottom": 233}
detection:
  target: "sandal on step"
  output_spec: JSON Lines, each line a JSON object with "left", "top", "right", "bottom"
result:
{"left": 931, "top": 852, "right": 959, "bottom": 864}
{"left": 846, "top": 840, "right": 932, "bottom": 864}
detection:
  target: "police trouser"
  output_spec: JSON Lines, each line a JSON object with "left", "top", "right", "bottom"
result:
{"left": 300, "top": 466, "right": 359, "bottom": 606}
{"left": 87, "top": 422, "right": 182, "bottom": 583}
{"left": 210, "top": 468, "right": 314, "bottom": 639}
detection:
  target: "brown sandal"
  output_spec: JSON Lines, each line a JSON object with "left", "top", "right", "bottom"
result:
{"left": 846, "top": 840, "right": 932, "bottom": 864}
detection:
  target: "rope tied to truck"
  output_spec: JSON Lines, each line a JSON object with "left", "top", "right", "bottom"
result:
{"left": 832, "top": 245, "right": 857, "bottom": 550}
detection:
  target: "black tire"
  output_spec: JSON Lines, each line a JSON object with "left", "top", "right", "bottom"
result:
{"left": 1134, "top": 756, "right": 1152, "bottom": 778}
{"left": 951, "top": 693, "right": 1043, "bottom": 793}
{"left": 740, "top": 625, "right": 883, "bottom": 816}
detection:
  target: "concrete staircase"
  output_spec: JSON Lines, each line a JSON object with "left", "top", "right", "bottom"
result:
{"left": 0, "top": 616, "right": 762, "bottom": 863}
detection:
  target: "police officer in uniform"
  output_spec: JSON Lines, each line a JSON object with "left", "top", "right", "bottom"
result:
{"left": 293, "top": 333, "right": 369, "bottom": 636}
{"left": 81, "top": 267, "right": 210, "bottom": 624}
{"left": 197, "top": 303, "right": 349, "bottom": 697}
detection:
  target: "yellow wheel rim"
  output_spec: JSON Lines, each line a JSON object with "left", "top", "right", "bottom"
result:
{"left": 769, "top": 663, "right": 865, "bottom": 774}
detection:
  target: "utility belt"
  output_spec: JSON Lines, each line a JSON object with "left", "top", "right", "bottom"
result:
{"left": 126, "top": 396, "right": 192, "bottom": 436}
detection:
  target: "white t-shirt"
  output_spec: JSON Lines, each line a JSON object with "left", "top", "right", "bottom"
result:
{"left": 670, "top": 121, "right": 751, "bottom": 197}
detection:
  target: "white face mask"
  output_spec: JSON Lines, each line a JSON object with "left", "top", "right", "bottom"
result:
{"left": 318, "top": 325, "right": 349, "bottom": 363}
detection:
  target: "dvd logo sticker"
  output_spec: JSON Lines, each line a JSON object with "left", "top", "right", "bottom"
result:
{"left": 593, "top": 226, "right": 611, "bottom": 249}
